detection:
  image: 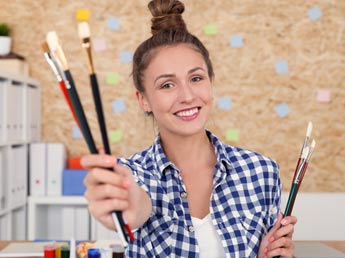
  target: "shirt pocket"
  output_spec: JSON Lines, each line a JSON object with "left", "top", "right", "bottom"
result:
{"left": 237, "top": 211, "right": 266, "bottom": 256}
{"left": 146, "top": 214, "right": 177, "bottom": 256}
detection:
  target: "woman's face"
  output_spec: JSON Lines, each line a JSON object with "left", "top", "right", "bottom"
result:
{"left": 137, "top": 43, "right": 213, "bottom": 139}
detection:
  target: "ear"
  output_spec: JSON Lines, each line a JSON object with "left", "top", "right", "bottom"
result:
{"left": 136, "top": 91, "right": 152, "bottom": 113}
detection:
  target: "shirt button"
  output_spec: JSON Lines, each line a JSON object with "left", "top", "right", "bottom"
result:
{"left": 180, "top": 192, "right": 188, "bottom": 199}
{"left": 188, "top": 226, "right": 194, "bottom": 232}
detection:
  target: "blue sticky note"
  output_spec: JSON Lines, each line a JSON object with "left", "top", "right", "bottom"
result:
{"left": 229, "top": 34, "right": 243, "bottom": 48}
{"left": 112, "top": 99, "right": 126, "bottom": 113}
{"left": 120, "top": 51, "right": 133, "bottom": 64}
{"left": 72, "top": 125, "right": 83, "bottom": 138}
{"left": 308, "top": 6, "right": 323, "bottom": 21}
{"left": 275, "top": 102, "right": 290, "bottom": 118}
{"left": 107, "top": 17, "right": 121, "bottom": 30}
{"left": 217, "top": 96, "right": 231, "bottom": 110}
{"left": 275, "top": 60, "right": 289, "bottom": 75}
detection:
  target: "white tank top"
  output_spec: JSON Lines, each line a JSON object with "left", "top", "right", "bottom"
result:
{"left": 191, "top": 214, "right": 227, "bottom": 258}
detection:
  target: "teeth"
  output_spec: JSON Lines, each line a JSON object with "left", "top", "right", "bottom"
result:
{"left": 176, "top": 108, "right": 198, "bottom": 117}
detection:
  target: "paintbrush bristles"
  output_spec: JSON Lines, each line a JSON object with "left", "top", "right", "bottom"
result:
{"left": 306, "top": 121, "right": 313, "bottom": 138}
{"left": 41, "top": 42, "right": 50, "bottom": 53}
{"left": 78, "top": 22, "right": 91, "bottom": 39}
{"left": 46, "top": 31, "right": 69, "bottom": 70}
{"left": 78, "top": 22, "right": 95, "bottom": 74}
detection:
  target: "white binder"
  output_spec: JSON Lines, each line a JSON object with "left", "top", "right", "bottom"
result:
{"left": 46, "top": 143, "right": 66, "bottom": 196}
{"left": 29, "top": 143, "right": 47, "bottom": 196}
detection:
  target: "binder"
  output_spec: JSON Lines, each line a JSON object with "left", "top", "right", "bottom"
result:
{"left": 26, "top": 86, "right": 41, "bottom": 142}
{"left": 0, "top": 79, "right": 7, "bottom": 144}
{"left": 29, "top": 143, "right": 47, "bottom": 196}
{"left": 14, "top": 145, "right": 27, "bottom": 205}
{"left": 46, "top": 143, "right": 66, "bottom": 196}
{"left": 0, "top": 149, "right": 3, "bottom": 211}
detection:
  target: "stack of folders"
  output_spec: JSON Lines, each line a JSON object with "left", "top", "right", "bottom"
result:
{"left": 29, "top": 143, "right": 87, "bottom": 196}
{"left": 0, "top": 79, "right": 40, "bottom": 145}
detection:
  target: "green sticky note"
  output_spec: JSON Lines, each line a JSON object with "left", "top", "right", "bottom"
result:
{"left": 109, "top": 130, "right": 123, "bottom": 143}
{"left": 76, "top": 9, "right": 90, "bottom": 21}
{"left": 106, "top": 72, "right": 120, "bottom": 86}
{"left": 204, "top": 24, "right": 217, "bottom": 35}
{"left": 225, "top": 129, "right": 239, "bottom": 142}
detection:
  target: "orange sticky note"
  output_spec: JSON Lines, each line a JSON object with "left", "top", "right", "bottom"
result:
{"left": 76, "top": 9, "right": 90, "bottom": 21}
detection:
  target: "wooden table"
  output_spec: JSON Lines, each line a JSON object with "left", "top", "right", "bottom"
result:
{"left": 1, "top": 240, "right": 344, "bottom": 255}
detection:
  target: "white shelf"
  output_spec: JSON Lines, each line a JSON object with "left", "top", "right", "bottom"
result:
{"left": 0, "top": 73, "right": 41, "bottom": 240}
{"left": 28, "top": 196, "right": 87, "bottom": 205}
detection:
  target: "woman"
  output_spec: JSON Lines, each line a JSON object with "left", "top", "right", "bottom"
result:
{"left": 81, "top": 0, "right": 296, "bottom": 257}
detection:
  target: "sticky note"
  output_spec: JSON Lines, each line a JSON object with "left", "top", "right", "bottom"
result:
{"left": 316, "top": 89, "right": 331, "bottom": 102}
{"left": 217, "top": 96, "right": 231, "bottom": 110}
{"left": 230, "top": 34, "right": 243, "bottom": 48}
{"left": 107, "top": 17, "right": 121, "bottom": 30}
{"left": 275, "top": 60, "right": 289, "bottom": 75}
{"left": 93, "top": 37, "right": 107, "bottom": 52}
{"left": 72, "top": 125, "right": 83, "bottom": 138}
{"left": 76, "top": 9, "right": 90, "bottom": 21}
{"left": 112, "top": 99, "right": 126, "bottom": 113}
{"left": 308, "top": 6, "right": 323, "bottom": 21}
{"left": 225, "top": 129, "right": 239, "bottom": 142}
{"left": 120, "top": 50, "right": 133, "bottom": 63}
{"left": 109, "top": 130, "right": 123, "bottom": 143}
{"left": 106, "top": 72, "right": 120, "bottom": 86}
{"left": 204, "top": 24, "right": 217, "bottom": 36}
{"left": 275, "top": 102, "right": 290, "bottom": 118}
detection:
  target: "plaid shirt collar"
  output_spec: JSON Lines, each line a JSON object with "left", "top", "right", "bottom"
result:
{"left": 150, "top": 129, "right": 233, "bottom": 179}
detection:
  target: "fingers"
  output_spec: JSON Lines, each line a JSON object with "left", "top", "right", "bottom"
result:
{"left": 80, "top": 154, "right": 116, "bottom": 170}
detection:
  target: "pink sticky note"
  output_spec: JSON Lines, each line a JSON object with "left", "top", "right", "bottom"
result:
{"left": 93, "top": 37, "right": 107, "bottom": 52}
{"left": 316, "top": 89, "right": 331, "bottom": 103}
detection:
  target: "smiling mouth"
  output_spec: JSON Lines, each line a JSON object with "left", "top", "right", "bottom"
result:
{"left": 175, "top": 107, "right": 200, "bottom": 117}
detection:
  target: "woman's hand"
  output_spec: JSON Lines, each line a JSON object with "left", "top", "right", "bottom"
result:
{"left": 81, "top": 154, "right": 152, "bottom": 231}
{"left": 258, "top": 213, "right": 297, "bottom": 258}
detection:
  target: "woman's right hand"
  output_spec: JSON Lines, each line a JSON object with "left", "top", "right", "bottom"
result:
{"left": 81, "top": 154, "right": 152, "bottom": 231}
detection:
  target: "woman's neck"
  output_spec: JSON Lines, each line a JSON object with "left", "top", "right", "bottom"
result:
{"left": 160, "top": 130, "right": 215, "bottom": 170}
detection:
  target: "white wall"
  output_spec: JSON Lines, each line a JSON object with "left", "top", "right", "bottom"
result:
{"left": 281, "top": 192, "right": 345, "bottom": 240}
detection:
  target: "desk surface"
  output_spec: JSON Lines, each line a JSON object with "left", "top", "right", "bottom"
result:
{"left": 0, "top": 240, "right": 344, "bottom": 254}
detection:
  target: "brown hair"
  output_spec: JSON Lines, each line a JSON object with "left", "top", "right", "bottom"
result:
{"left": 132, "top": 0, "right": 214, "bottom": 93}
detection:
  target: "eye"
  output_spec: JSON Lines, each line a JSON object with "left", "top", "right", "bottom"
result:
{"left": 160, "top": 82, "right": 174, "bottom": 89}
{"left": 191, "top": 76, "right": 203, "bottom": 83}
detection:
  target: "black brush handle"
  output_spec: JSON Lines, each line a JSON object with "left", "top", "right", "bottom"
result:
{"left": 90, "top": 73, "right": 111, "bottom": 154}
{"left": 64, "top": 70, "right": 97, "bottom": 154}
{"left": 90, "top": 73, "right": 129, "bottom": 243}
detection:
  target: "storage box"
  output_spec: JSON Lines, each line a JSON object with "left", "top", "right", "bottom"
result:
{"left": 62, "top": 169, "right": 87, "bottom": 196}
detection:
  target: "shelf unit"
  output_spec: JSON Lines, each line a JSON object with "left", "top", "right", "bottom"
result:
{"left": 28, "top": 196, "right": 119, "bottom": 241}
{"left": 0, "top": 71, "right": 41, "bottom": 240}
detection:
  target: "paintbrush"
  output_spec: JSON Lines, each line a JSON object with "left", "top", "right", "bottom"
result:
{"left": 77, "top": 22, "right": 111, "bottom": 156}
{"left": 41, "top": 41, "right": 79, "bottom": 125}
{"left": 46, "top": 31, "right": 97, "bottom": 154}
{"left": 77, "top": 22, "right": 135, "bottom": 244}
{"left": 292, "top": 122, "right": 313, "bottom": 184}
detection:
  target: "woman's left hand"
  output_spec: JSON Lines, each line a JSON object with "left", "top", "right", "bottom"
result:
{"left": 258, "top": 212, "right": 297, "bottom": 258}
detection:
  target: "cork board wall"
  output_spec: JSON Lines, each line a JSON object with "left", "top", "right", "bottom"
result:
{"left": 1, "top": 0, "right": 344, "bottom": 192}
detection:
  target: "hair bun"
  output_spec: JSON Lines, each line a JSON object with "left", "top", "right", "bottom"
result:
{"left": 148, "top": 0, "right": 187, "bottom": 35}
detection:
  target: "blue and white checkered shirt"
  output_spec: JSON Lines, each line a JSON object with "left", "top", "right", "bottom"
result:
{"left": 118, "top": 130, "right": 281, "bottom": 258}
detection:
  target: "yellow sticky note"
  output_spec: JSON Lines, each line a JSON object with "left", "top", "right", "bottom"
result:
{"left": 204, "top": 24, "right": 217, "bottom": 36}
{"left": 225, "top": 129, "right": 239, "bottom": 142}
{"left": 76, "top": 9, "right": 90, "bottom": 21}
{"left": 106, "top": 72, "right": 120, "bottom": 86}
{"left": 109, "top": 130, "right": 123, "bottom": 143}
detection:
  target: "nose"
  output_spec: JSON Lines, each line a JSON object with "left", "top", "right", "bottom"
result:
{"left": 178, "top": 82, "right": 195, "bottom": 103}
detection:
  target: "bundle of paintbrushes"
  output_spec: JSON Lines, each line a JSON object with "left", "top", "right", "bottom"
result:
{"left": 284, "top": 121, "right": 316, "bottom": 217}
{"left": 41, "top": 28, "right": 134, "bottom": 246}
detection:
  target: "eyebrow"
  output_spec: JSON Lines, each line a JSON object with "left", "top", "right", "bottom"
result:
{"left": 154, "top": 67, "right": 206, "bottom": 84}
